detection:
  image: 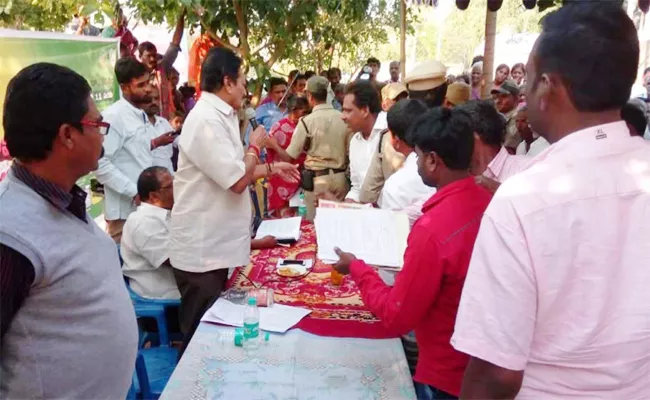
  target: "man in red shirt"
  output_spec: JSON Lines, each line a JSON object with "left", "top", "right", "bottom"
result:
{"left": 334, "top": 107, "right": 492, "bottom": 399}
{"left": 137, "top": 10, "right": 186, "bottom": 120}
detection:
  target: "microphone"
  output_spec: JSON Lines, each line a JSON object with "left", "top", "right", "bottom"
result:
{"left": 245, "top": 108, "right": 258, "bottom": 130}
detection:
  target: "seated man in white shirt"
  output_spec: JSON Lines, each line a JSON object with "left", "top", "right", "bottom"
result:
{"left": 121, "top": 166, "right": 180, "bottom": 300}
{"left": 378, "top": 99, "right": 435, "bottom": 226}
{"left": 341, "top": 80, "right": 386, "bottom": 202}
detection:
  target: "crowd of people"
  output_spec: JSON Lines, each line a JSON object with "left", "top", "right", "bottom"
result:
{"left": 2, "top": 2, "right": 650, "bottom": 399}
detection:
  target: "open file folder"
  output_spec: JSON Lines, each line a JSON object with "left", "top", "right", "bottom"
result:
{"left": 254, "top": 217, "right": 302, "bottom": 243}
{"left": 315, "top": 208, "right": 410, "bottom": 269}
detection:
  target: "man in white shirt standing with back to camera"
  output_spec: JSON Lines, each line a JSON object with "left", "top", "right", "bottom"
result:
{"left": 170, "top": 47, "right": 299, "bottom": 356}
{"left": 341, "top": 80, "right": 387, "bottom": 202}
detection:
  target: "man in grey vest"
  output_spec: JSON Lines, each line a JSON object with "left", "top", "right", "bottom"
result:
{"left": 0, "top": 63, "right": 138, "bottom": 398}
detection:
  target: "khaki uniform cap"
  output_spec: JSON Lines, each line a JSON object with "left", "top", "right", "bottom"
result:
{"left": 446, "top": 82, "right": 471, "bottom": 106}
{"left": 307, "top": 76, "right": 329, "bottom": 94}
{"left": 405, "top": 60, "right": 447, "bottom": 91}
{"left": 381, "top": 82, "right": 408, "bottom": 101}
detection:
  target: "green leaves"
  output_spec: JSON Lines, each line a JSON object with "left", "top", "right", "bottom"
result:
{"left": 1, "top": 0, "right": 13, "bottom": 15}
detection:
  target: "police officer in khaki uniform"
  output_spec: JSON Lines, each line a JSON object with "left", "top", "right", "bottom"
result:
{"left": 358, "top": 61, "right": 447, "bottom": 204}
{"left": 405, "top": 59, "right": 448, "bottom": 108}
{"left": 359, "top": 83, "right": 408, "bottom": 204}
{"left": 274, "top": 76, "right": 351, "bottom": 220}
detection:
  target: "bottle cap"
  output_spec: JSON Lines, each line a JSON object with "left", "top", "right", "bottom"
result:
{"left": 264, "top": 332, "right": 270, "bottom": 341}
{"left": 248, "top": 297, "right": 257, "bottom": 306}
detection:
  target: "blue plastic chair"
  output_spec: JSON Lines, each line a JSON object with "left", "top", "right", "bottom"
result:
{"left": 118, "top": 243, "right": 181, "bottom": 347}
{"left": 124, "top": 280, "right": 183, "bottom": 347}
{"left": 125, "top": 377, "right": 137, "bottom": 400}
{"left": 133, "top": 347, "right": 179, "bottom": 399}
{"left": 117, "top": 245, "right": 181, "bottom": 309}
{"left": 125, "top": 280, "right": 181, "bottom": 308}
{"left": 134, "top": 303, "right": 171, "bottom": 347}
{"left": 117, "top": 246, "right": 179, "bottom": 399}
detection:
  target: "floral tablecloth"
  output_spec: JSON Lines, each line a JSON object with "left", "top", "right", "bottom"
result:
{"left": 161, "top": 324, "right": 416, "bottom": 400}
{"left": 227, "top": 223, "right": 395, "bottom": 339}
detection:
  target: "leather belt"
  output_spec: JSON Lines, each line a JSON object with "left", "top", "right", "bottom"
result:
{"left": 310, "top": 168, "right": 346, "bottom": 177}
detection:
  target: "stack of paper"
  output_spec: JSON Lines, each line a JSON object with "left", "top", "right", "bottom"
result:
{"left": 315, "top": 208, "right": 410, "bottom": 269}
{"left": 201, "top": 298, "right": 312, "bottom": 333}
{"left": 318, "top": 199, "right": 374, "bottom": 209}
{"left": 254, "top": 217, "right": 301, "bottom": 241}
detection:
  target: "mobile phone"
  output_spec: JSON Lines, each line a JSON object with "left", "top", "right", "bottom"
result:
{"left": 280, "top": 259, "right": 305, "bottom": 266}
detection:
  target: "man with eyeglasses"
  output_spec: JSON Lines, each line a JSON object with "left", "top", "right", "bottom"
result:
{"left": 121, "top": 166, "right": 180, "bottom": 301}
{"left": 96, "top": 57, "right": 175, "bottom": 243}
{"left": 0, "top": 63, "right": 137, "bottom": 398}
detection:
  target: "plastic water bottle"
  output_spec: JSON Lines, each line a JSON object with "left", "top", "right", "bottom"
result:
{"left": 243, "top": 297, "right": 260, "bottom": 351}
{"left": 298, "top": 192, "right": 307, "bottom": 217}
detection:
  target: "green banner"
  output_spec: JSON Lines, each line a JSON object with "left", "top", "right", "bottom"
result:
{"left": 0, "top": 29, "right": 120, "bottom": 140}
{"left": 0, "top": 30, "right": 119, "bottom": 220}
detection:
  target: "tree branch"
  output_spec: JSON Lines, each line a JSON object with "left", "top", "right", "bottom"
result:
{"left": 251, "top": 40, "right": 270, "bottom": 56}
{"left": 264, "top": 0, "right": 306, "bottom": 67}
{"left": 233, "top": 0, "right": 250, "bottom": 57}
{"left": 265, "top": 43, "right": 286, "bottom": 68}
{"left": 201, "top": 21, "right": 241, "bottom": 54}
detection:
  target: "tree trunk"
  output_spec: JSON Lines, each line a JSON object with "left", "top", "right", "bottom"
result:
{"left": 482, "top": 8, "right": 497, "bottom": 99}
{"left": 400, "top": 0, "right": 406, "bottom": 81}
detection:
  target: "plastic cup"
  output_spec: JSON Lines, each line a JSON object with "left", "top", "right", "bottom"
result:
{"left": 330, "top": 268, "right": 344, "bottom": 286}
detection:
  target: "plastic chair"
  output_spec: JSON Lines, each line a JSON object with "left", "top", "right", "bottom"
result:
{"left": 125, "top": 377, "right": 137, "bottom": 400}
{"left": 119, "top": 241, "right": 181, "bottom": 347}
{"left": 133, "top": 348, "right": 179, "bottom": 400}
{"left": 124, "top": 278, "right": 182, "bottom": 343}
{"left": 125, "top": 280, "right": 181, "bottom": 308}
{"left": 134, "top": 303, "right": 171, "bottom": 347}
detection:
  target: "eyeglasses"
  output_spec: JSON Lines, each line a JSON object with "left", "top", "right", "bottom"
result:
{"left": 80, "top": 120, "right": 111, "bottom": 135}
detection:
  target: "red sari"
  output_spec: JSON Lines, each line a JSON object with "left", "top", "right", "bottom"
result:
{"left": 266, "top": 118, "right": 306, "bottom": 214}
{"left": 0, "top": 140, "right": 10, "bottom": 182}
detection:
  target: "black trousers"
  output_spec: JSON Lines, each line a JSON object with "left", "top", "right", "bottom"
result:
{"left": 139, "top": 306, "right": 181, "bottom": 336}
{"left": 173, "top": 268, "right": 229, "bottom": 358}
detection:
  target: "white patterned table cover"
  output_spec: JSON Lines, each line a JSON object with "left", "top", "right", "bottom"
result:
{"left": 161, "top": 323, "right": 416, "bottom": 400}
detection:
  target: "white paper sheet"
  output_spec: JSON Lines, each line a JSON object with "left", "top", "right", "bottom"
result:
{"left": 254, "top": 217, "right": 302, "bottom": 241}
{"left": 201, "top": 298, "right": 312, "bottom": 333}
{"left": 317, "top": 199, "right": 373, "bottom": 209}
{"left": 288, "top": 190, "right": 303, "bottom": 207}
{"left": 315, "top": 208, "right": 409, "bottom": 268}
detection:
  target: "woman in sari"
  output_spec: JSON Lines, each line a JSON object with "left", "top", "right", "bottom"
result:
{"left": 493, "top": 63, "right": 510, "bottom": 89}
{"left": 265, "top": 95, "right": 310, "bottom": 216}
{"left": 0, "top": 139, "right": 11, "bottom": 182}
{"left": 470, "top": 62, "right": 483, "bottom": 100}
{"left": 511, "top": 62, "right": 526, "bottom": 86}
